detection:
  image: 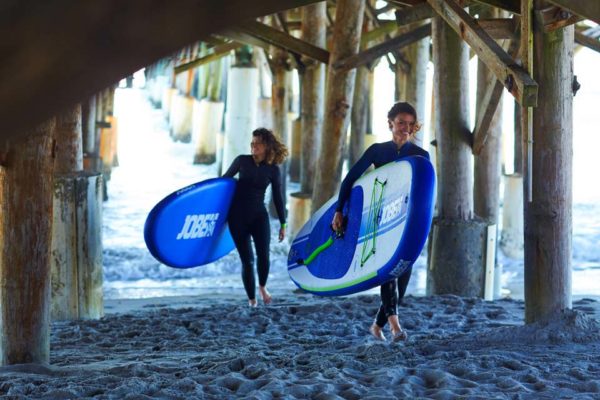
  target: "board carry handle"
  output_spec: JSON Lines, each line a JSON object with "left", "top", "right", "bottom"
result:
{"left": 360, "top": 177, "right": 386, "bottom": 266}
{"left": 296, "top": 216, "right": 347, "bottom": 266}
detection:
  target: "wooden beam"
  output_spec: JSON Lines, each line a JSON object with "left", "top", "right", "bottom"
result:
{"left": 546, "top": 0, "right": 600, "bottom": 25}
{"left": 394, "top": 2, "right": 484, "bottom": 28}
{"left": 333, "top": 23, "right": 431, "bottom": 72}
{"left": 535, "top": 5, "right": 583, "bottom": 33}
{"left": 362, "top": 0, "right": 386, "bottom": 45}
{"left": 427, "top": 0, "right": 538, "bottom": 106}
{"left": 478, "top": 18, "right": 518, "bottom": 39}
{"left": 203, "top": 36, "right": 231, "bottom": 47}
{"left": 269, "top": 14, "right": 304, "bottom": 72}
{"left": 521, "top": 0, "right": 533, "bottom": 202}
{"left": 363, "top": 1, "right": 412, "bottom": 72}
{"left": 361, "top": 20, "right": 397, "bottom": 44}
{"left": 472, "top": 0, "right": 520, "bottom": 15}
{"left": 221, "top": 28, "right": 304, "bottom": 72}
{"left": 473, "top": 38, "right": 520, "bottom": 155}
{"left": 575, "top": 31, "right": 600, "bottom": 53}
{"left": 275, "top": 12, "right": 290, "bottom": 34}
{"left": 174, "top": 42, "right": 241, "bottom": 75}
{"left": 238, "top": 20, "right": 330, "bottom": 64}
{"left": 0, "top": 0, "right": 324, "bottom": 143}
{"left": 220, "top": 29, "right": 273, "bottom": 51}
{"left": 473, "top": 83, "right": 505, "bottom": 154}
{"left": 395, "top": 2, "right": 434, "bottom": 26}
{"left": 387, "top": 0, "right": 425, "bottom": 6}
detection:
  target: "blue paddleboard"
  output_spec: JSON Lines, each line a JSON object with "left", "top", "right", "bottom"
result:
{"left": 287, "top": 156, "right": 435, "bottom": 296}
{"left": 144, "top": 177, "right": 236, "bottom": 268}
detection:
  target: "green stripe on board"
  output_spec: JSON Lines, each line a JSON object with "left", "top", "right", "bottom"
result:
{"left": 300, "top": 271, "right": 377, "bottom": 292}
{"left": 303, "top": 236, "right": 334, "bottom": 265}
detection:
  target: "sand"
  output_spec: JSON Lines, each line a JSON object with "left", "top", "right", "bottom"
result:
{"left": 1, "top": 292, "right": 600, "bottom": 399}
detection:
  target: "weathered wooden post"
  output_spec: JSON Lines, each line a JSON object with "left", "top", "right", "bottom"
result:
{"left": 51, "top": 104, "right": 104, "bottom": 321}
{"left": 404, "top": 21, "right": 430, "bottom": 148}
{"left": 162, "top": 59, "right": 176, "bottom": 123}
{"left": 312, "top": 0, "right": 366, "bottom": 211}
{"left": 290, "top": 3, "right": 327, "bottom": 235}
{"left": 289, "top": 117, "right": 302, "bottom": 183}
{"left": 270, "top": 47, "right": 291, "bottom": 216}
{"left": 193, "top": 57, "right": 225, "bottom": 165}
{"left": 300, "top": 3, "right": 326, "bottom": 196}
{"left": 524, "top": 10, "right": 574, "bottom": 322}
{"left": 222, "top": 45, "right": 258, "bottom": 173}
{"left": 98, "top": 87, "right": 116, "bottom": 201}
{"left": 171, "top": 47, "right": 195, "bottom": 143}
{"left": 474, "top": 8, "right": 503, "bottom": 299}
{"left": 75, "top": 174, "right": 104, "bottom": 319}
{"left": 81, "top": 95, "right": 97, "bottom": 167}
{"left": 501, "top": 173, "right": 524, "bottom": 258}
{"left": 394, "top": 50, "right": 408, "bottom": 102}
{"left": 51, "top": 105, "right": 84, "bottom": 320}
{"left": 84, "top": 91, "right": 105, "bottom": 174}
{"left": 0, "top": 118, "right": 56, "bottom": 365}
{"left": 349, "top": 9, "right": 373, "bottom": 167}
{"left": 500, "top": 102, "right": 524, "bottom": 259}
{"left": 427, "top": 15, "right": 487, "bottom": 296}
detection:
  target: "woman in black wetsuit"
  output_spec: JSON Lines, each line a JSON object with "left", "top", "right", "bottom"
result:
{"left": 332, "top": 102, "right": 429, "bottom": 341}
{"left": 223, "top": 128, "right": 288, "bottom": 307}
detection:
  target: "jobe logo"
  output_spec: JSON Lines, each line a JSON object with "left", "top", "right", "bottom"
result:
{"left": 389, "top": 259, "right": 411, "bottom": 277}
{"left": 176, "top": 213, "right": 219, "bottom": 240}
{"left": 379, "top": 196, "right": 407, "bottom": 225}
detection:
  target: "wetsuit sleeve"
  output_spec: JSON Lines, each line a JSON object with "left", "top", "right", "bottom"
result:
{"left": 222, "top": 156, "right": 241, "bottom": 178}
{"left": 335, "top": 145, "right": 376, "bottom": 212}
{"left": 271, "top": 166, "right": 286, "bottom": 224}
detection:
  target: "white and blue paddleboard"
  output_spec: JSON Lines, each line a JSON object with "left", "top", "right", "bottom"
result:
{"left": 287, "top": 156, "right": 435, "bottom": 296}
{"left": 144, "top": 177, "right": 236, "bottom": 268}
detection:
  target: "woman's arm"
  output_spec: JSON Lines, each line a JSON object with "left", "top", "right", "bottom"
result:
{"left": 332, "top": 145, "right": 376, "bottom": 233}
{"left": 335, "top": 144, "right": 376, "bottom": 212}
{"left": 222, "top": 156, "right": 241, "bottom": 177}
{"left": 271, "top": 166, "right": 286, "bottom": 225}
{"left": 271, "top": 166, "right": 287, "bottom": 241}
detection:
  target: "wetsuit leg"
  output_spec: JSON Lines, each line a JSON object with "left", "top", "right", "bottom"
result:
{"left": 375, "top": 279, "right": 398, "bottom": 328}
{"left": 250, "top": 211, "right": 271, "bottom": 287}
{"left": 228, "top": 217, "right": 256, "bottom": 300}
{"left": 396, "top": 265, "right": 413, "bottom": 303}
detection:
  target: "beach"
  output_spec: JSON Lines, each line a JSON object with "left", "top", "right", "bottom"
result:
{"left": 2, "top": 292, "right": 600, "bottom": 399}
{"left": 3, "top": 54, "right": 597, "bottom": 399}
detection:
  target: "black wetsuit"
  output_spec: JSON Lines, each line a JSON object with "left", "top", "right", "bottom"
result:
{"left": 223, "top": 155, "right": 286, "bottom": 300}
{"left": 336, "top": 140, "right": 429, "bottom": 328}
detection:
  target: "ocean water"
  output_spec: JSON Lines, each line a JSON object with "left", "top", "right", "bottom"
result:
{"left": 104, "top": 47, "right": 600, "bottom": 300}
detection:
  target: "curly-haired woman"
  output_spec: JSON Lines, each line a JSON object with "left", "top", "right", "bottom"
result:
{"left": 223, "top": 128, "right": 288, "bottom": 307}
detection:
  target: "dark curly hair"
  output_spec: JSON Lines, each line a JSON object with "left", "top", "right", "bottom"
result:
{"left": 252, "top": 128, "right": 288, "bottom": 165}
{"left": 387, "top": 102, "right": 422, "bottom": 134}
{"left": 387, "top": 102, "right": 417, "bottom": 121}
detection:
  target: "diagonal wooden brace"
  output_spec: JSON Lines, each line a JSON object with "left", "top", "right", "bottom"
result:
{"left": 427, "top": 0, "right": 538, "bottom": 107}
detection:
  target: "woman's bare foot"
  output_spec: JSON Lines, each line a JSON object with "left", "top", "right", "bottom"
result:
{"left": 248, "top": 299, "right": 257, "bottom": 307}
{"left": 387, "top": 315, "right": 407, "bottom": 342}
{"left": 391, "top": 328, "right": 408, "bottom": 342}
{"left": 258, "top": 286, "right": 272, "bottom": 305}
{"left": 369, "top": 324, "right": 386, "bottom": 341}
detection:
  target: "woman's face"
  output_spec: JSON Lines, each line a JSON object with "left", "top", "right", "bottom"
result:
{"left": 251, "top": 136, "right": 267, "bottom": 160}
{"left": 389, "top": 112, "right": 416, "bottom": 147}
